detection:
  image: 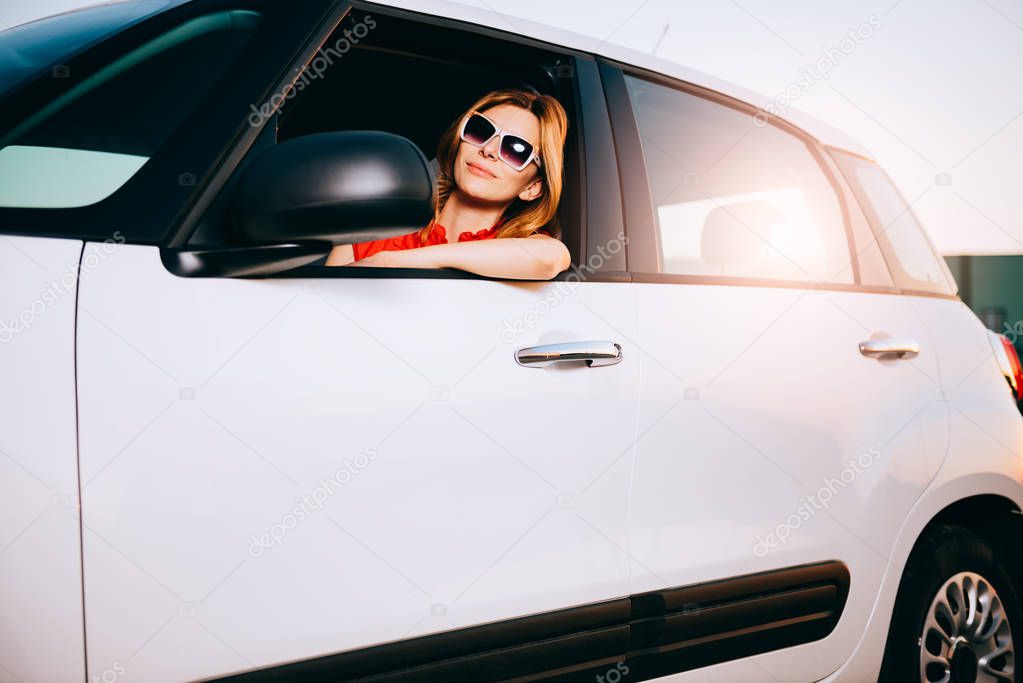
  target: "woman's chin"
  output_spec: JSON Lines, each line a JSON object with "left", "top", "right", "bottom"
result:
{"left": 455, "top": 181, "right": 513, "bottom": 206}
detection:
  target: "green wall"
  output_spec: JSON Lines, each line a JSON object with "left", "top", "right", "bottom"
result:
{"left": 946, "top": 255, "right": 1023, "bottom": 347}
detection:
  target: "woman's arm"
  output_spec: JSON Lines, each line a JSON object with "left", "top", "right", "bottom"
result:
{"left": 349, "top": 235, "right": 570, "bottom": 280}
{"left": 325, "top": 243, "right": 354, "bottom": 266}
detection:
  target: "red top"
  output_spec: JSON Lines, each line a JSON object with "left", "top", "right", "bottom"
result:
{"left": 351, "top": 217, "right": 551, "bottom": 262}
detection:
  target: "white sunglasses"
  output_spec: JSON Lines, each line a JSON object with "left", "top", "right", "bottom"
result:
{"left": 459, "top": 111, "right": 542, "bottom": 172}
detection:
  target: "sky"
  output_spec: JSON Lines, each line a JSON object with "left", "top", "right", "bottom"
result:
{"left": 2, "top": 0, "right": 1021, "bottom": 255}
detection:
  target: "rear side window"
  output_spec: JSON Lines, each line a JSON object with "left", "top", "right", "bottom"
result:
{"left": 0, "top": 10, "right": 259, "bottom": 208}
{"left": 833, "top": 152, "right": 955, "bottom": 295}
{"left": 819, "top": 151, "right": 893, "bottom": 288}
{"left": 624, "top": 74, "right": 853, "bottom": 284}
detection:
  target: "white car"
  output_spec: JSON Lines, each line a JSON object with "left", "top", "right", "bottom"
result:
{"left": 1, "top": 1, "right": 1021, "bottom": 682}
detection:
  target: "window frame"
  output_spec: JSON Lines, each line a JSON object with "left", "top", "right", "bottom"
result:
{"left": 818, "top": 149, "right": 897, "bottom": 293}
{"left": 168, "top": 0, "right": 612, "bottom": 282}
{"left": 0, "top": 0, "right": 606, "bottom": 281}
{"left": 600, "top": 58, "right": 938, "bottom": 296}
{"left": 829, "top": 148, "right": 957, "bottom": 298}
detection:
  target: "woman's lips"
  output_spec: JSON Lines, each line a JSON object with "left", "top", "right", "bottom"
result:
{"left": 466, "top": 161, "right": 496, "bottom": 178}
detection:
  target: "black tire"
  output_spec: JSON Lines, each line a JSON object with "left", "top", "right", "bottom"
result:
{"left": 879, "top": 523, "right": 1021, "bottom": 683}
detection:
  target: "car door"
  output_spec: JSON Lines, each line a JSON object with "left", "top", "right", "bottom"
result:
{"left": 0, "top": 2, "right": 264, "bottom": 680}
{"left": 72, "top": 10, "right": 639, "bottom": 683}
{"left": 76, "top": 249, "right": 639, "bottom": 682}
{"left": 0, "top": 236, "right": 85, "bottom": 683}
{"left": 603, "top": 64, "right": 946, "bottom": 682}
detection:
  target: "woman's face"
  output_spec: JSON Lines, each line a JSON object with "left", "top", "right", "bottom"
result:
{"left": 452, "top": 103, "right": 544, "bottom": 205}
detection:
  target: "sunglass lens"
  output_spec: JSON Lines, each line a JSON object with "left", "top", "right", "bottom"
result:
{"left": 500, "top": 135, "right": 534, "bottom": 169}
{"left": 462, "top": 114, "right": 496, "bottom": 145}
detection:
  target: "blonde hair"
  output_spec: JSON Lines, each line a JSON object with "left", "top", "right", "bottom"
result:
{"left": 420, "top": 89, "right": 568, "bottom": 241}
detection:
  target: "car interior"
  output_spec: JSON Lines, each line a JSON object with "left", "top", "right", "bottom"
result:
{"left": 185, "top": 10, "right": 584, "bottom": 273}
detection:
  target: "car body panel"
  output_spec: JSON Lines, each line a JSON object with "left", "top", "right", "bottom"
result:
{"left": 0, "top": 236, "right": 85, "bottom": 682}
{"left": 627, "top": 284, "right": 947, "bottom": 682}
{"left": 76, "top": 243, "right": 639, "bottom": 682}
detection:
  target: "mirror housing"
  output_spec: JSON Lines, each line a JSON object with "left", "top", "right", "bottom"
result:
{"left": 161, "top": 242, "right": 330, "bottom": 278}
{"left": 232, "top": 131, "right": 435, "bottom": 244}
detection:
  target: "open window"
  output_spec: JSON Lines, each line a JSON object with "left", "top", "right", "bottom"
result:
{"left": 181, "top": 5, "right": 583, "bottom": 277}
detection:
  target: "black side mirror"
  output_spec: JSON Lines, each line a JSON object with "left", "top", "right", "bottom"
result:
{"left": 164, "top": 131, "right": 435, "bottom": 277}
{"left": 232, "top": 130, "right": 435, "bottom": 244}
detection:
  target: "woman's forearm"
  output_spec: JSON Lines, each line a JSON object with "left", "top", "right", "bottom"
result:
{"left": 363, "top": 238, "right": 570, "bottom": 280}
{"left": 325, "top": 243, "right": 354, "bottom": 266}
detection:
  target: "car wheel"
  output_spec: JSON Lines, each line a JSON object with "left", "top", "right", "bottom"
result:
{"left": 880, "top": 524, "right": 1020, "bottom": 683}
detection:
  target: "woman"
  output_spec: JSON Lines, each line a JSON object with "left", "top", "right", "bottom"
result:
{"left": 325, "top": 89, "right": 571, "bottom": 280}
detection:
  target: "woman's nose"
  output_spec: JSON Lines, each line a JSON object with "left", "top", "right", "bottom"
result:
{"left": 480, "top": 136, "right": 501, "bottom": 159}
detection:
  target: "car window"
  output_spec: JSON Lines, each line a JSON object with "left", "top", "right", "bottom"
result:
{"left": 624, "top": 74, "right": 853, "bottom": 284}
{"left": 0, "top": 10, "right": 259, "bottom": 209}
{"left": 0, "top": 0, "right": 186, "bottom": 96}
{"left": 819, "top": 151, "right": 894, "bottom": 288}
{"left": 833, "top": 152, "right": 955, "bottom": 295}
{"left": 186, "top": 10, "right": 583, "bottom": 264}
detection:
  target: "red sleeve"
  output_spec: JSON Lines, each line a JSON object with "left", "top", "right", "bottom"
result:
{"left": 351, "top": 230, "right": 422, "bottom": 261}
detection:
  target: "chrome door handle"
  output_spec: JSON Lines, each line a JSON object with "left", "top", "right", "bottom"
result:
{"left": 859, "top": 338, "right": 920, "bottom": 360}
{"left": 515, "top": 341, "right": 623, "bottom": 368}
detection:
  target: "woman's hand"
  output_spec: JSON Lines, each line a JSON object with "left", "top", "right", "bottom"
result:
{"left": 325, "top": 243, "right": 354, "bottom": 266}
{"left": 455, "top": 234, "right": 570, "bottom": 279}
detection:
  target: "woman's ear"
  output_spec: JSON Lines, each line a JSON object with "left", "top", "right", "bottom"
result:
{"left": 518, "top": 178, "right": 544, "bottom": 202}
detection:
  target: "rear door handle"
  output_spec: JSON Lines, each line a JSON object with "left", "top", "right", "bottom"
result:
{"left": 858, "top": 338, "right": 920, "bottom": 360}
{"left": 515, "top": 341, "right": 623, "bottom": 368}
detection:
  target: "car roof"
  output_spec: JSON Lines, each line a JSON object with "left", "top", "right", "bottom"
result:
{"left": 370, "top": 0, "right": 875, "bottom": 160}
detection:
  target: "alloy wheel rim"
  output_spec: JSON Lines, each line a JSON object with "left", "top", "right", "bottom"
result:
{"left": 919, "top": 571, "right": 1015, "bottom": 682}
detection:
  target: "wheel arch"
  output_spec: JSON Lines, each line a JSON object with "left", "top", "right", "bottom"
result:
{"left": 818, "top": 472, "right": 1023, "bottom": 681}
{"left": 896, "top": 476, "right": 1023, "bottom": 572}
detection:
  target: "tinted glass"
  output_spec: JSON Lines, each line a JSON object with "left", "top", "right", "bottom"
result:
{"left": 625, "top": 75, "right": 853, "bottom": 284}
{"left": 0, "top": 10, "right": 259, "bottom": 209}
{"left": 834, "top": 152, "right": 955, "bottom": 295}
{"left": 820, "top": 152, "right": 893, "bottom": 287}
{"left": 0, "top": 1, "right": 185, "bottom": 96}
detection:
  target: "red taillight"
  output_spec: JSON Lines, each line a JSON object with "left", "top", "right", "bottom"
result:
{"left": 999, "top": 335, "right": 1023, "bottom": 402}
